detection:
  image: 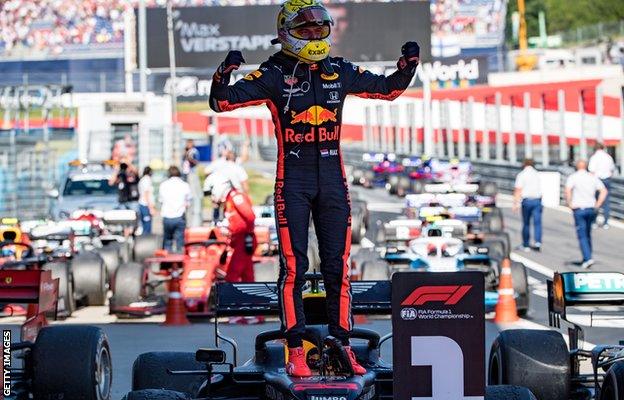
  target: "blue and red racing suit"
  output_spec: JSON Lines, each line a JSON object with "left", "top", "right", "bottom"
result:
{"left": 210, "top": 51, "right": 415, "bottom": 347}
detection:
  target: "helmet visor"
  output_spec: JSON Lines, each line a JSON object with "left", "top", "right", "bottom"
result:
{"left": 288, "top": 6, "right": 333, "bottom": 29}
{"left": 289, "top": 23, "right": 331, "bottom": 40}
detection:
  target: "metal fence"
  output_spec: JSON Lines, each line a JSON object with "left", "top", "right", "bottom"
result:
{"left": 0, "top": 145, "right": 60, "bottom": 219}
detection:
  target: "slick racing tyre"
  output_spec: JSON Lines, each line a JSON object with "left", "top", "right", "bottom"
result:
{"left": 411, "top": 179, "right": 425, "bottom": 194}
{"left": 483, "top": 208, "right": 504, "bottom": 232}
{"left": 99, "top": 242, "right": 122, "bottom": 284}
{"left": 110, "top": 262, "right": 144, "bottom": 311}
{"left": 511, "top": 261, "right": 529, "bottom": 317}
{"left": 133, "top": 234, "right": 162, "bottom": 263}
{"left": 124, "top": 390, "right": 190, "bottom": 400}
{"left": 486, "top": 385, "right": 537, "bottom": 400}
{"left": 350, "top": 248, "right": 377, "bottom": 280}
{"left": 397, "top": 176, "right": 410, "bottom": 197}
{"left": 351, "top": 206, "right": 367, "bottom": 244}
{"left": 362, "top": 170, "right": 375, "bottom": 188}
{"left": 479, "top": 181, "right": 498, "bottom": 197}
{"left": 387, "top": 175, "right": 399, "bottom": 195}
{"left": 132, "top": 352, "right": 206, "bottom": 395}
{"left": 483, "top": 232, "right": 510, "bottom": 258}
{"left": 72, "top": 251, "right": 107, "bottom": 306}
{"left": 489, "top": 329, "right": 570, "bottom": 400}
{"left": 352, "top": 168, "right": 364, "bottom": 186}
{"left": 361, "top": 260, "right": 390, "bottom": 281}
{"left": 484, "top": 240, "right": 506, "bottom": 263}
{"left": 32, "top": 326, "right": 112, "bottom": 400}
{"left": 600, "top": 361, "right": 624, "bottom": 400}
{"left": 44, "top": 261, "right": 75, "bottom": 316}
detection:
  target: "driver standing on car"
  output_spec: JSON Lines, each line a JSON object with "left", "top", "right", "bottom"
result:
{"left": 209, "top": 0, "right": 419, "bottom": 377}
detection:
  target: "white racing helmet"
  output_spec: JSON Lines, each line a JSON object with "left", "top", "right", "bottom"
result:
{"left": 203, "top": 173, "right": 233, "bottom": 204}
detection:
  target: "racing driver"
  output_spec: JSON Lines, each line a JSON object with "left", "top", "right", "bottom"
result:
{"left": 209, "top": 0, "right": 419, "bottom": 377}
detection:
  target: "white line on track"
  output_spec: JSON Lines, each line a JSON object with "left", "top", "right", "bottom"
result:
{"left": 510, "top": 252, "right": 555, "bottom": 278}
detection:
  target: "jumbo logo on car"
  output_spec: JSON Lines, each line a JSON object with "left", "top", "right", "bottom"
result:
{"left": 308, "top": 396, "right": 347, "bottom": 400}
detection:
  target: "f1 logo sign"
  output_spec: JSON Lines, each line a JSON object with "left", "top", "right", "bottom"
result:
{"left": 411, "top": 336, "right": 482, "bottom": 400}
{"left": 402, "top": 285, "right": 472, "bottom": 306}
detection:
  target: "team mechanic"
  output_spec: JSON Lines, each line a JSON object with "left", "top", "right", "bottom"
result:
{"left": 209, "top": 0, "right": 419, "bottom": 377}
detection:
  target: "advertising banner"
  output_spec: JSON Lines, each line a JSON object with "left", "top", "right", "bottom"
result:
{"left": 392, "top": 271, "right": 485, "bottom": 400}
{"left": 140, "top": 2, "right": 431, "bottom": 69}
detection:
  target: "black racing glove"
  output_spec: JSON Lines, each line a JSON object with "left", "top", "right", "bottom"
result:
{"left": 397, "top": 41, "right": 420, "bottom": 75}
{"left": 215, "top": 51, "right": 245, "bottom": 83}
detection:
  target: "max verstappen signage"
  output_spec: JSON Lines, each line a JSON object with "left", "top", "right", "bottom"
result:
{"left": 392, "top": 272, "right": 484, "bottom": 400}
{"left": 138, "top": 2, "right": 430, "bottom": 69}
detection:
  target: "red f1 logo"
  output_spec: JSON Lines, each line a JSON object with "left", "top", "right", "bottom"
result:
{"left": 401, "top": 285, "right": 472, "bottom": 306}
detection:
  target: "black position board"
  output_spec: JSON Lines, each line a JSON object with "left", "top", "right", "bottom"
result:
{"left": 392, "top": 271, "right": 485, "bottom": 400}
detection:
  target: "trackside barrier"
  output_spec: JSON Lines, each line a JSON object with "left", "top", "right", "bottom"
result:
{"left": 258, "top": 144, "right": 624, "bottom": 221}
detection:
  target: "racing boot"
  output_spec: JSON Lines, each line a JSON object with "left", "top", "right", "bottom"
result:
{"left": 345, "top": 346, "right": 367, "bottom": 375}
{"left": 286, "top": 347, "right": 312, "bottom": 377}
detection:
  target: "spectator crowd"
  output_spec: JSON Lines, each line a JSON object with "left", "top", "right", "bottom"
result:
{"left": 0, "top": 0, "right": 416, "bottom": 58}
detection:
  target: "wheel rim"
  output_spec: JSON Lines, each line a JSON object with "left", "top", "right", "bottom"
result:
{"left": 95, "top": 345, "right": 112, "bottom": 399}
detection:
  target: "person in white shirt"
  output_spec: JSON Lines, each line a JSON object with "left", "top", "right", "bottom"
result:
{"left": 588, "top": 143, "right": 616, "bottom": 228}
{"left": 138, "top": 166, "right": 156, "bottom": 235}
{"left": 158, "top": 166, "right": 192, "bottom": 253}
{"left": 565, "top": 160, "right": 608, "bottom": 269}
{"left": 205, "top": 138, "right": 249, "bottom": 221}
{"left": 513, "top": 159, "right": 543, "bottom": 252}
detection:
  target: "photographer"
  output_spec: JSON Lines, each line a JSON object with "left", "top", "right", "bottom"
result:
{"left": 108, "top": 157, "right": 140, "bottom": 210}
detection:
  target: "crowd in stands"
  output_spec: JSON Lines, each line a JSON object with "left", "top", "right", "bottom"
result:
{"left": 0, "top": 0, "right": 411, "bottom": 57}
{"left": 431, "top": 0, "right": 505, "bottom": 39}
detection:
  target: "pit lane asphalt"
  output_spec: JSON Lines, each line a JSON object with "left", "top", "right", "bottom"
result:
{"left": 3, "top": 174, "right": 624, "bottom": 398}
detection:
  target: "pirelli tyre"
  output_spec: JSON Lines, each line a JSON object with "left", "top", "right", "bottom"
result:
{"left": 488, "top": 329, "right": 570, "bottom": 400}
{"left": 483, "top": 208, "right": 504, "bottom": 233}
{"left": 132, "top": 352, "right": 206, "bottom": 395}
{"left": 350, "top": 248, "right": 377, "bottom": 279}
{"left": 362, "top": 170, "right": 375, "bottom": 188}
{"left": 44, "top": 261, "right": 75, "bottom": 317}
{"left": 483, "top": 232, "right": 511, "bottom": 258}
{"left": 99, "top": 242, "right": 122, "bottom": 284}
{"left": 410, "top": 179, "right": 425, "bottom": 194}
{"left": 479, "top": 181, "right": 498, "bottom": 197}
{"left": 387, "top": 175, "right": 400, "bottom": 195}
{"left": 361, "top": 260, "right": 390, "bottom": 281}
{"left": 511, "top": 261, "right": 529, "bottom": 317}
{"left": 351, "top": 206, "right": 367, "bottom": 244}
{"left": 600, "top": 361, "right": 624, "bottom": 400}
{"left": 110, "top": 262, "right": 145, "bottom": 311}
{"left": 352, "top": 168, "right": 364, "bottom": 186}
{"left": 124, "top": 390, "right": 190, "bottom": 400}
{"left": 133, "top": 234, "right": 162, "bottom": 264}
{"left": 486, "top": 385, "right": 537, "bottom": 400}
{"left": 396, "top": 176, "right": 410, "bottom": 197}
{"left": 32, "top": 326, "right": 112, "bottom": 400}
{"left": 484, "top": 240, "right": 506, "bottom": 263}
{"left": 72, "top": 251, "right": 107, "bottom": 306}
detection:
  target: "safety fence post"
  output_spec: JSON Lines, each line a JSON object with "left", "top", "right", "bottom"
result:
{"left": 558, "top": 89, "right": 567, "bottom": 164}
{"left": 435, "top": 100, "right": 444, "bottom": 158}
{"left": 363, "top": 106, "right": 371, "bottom": 151}
{"left": 495, "top": 92, "right": 503, "bottom": 162}
{"left": 445, "top": 99, "right": 455, "bottom": 159}
{"left": 423, "top": 78, "right": 434, "bottom": 157}
{"left": 524, "top": 92, "right": 533, "bottom": 160}
{"left": 261, "top": 117, "right": 269, "bottom": 146}
{"left": 540, "top": 94, "right": 549, "bottom": 167}
{"left": 579, "top": 90, "right": 587, "bottom": 160}
{"left": 509, "top": 94, "right": 517, "bottom": 164}
{"left": 468, "top": 97, "right": 476, "bottom": 160}
{"left": 596, "top": 86, "right": 604, "bottom": 144}
{"left": 376, "top": 104, "right": 385, "bottom": 153}
{"left": 458, "top": 100, "right": 466, "bottom": 160}
{"left": 391, "top": 104, "right": 400, "bottom": 154}
{"left": 482, "top": 97, "right": 490, "bottom": 161}
{"left": 408, "top": 102, "right": 418, "bottom": 156}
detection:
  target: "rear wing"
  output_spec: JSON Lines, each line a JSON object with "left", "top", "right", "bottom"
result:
{"left": 548, "top": 272, "right": 624, "bottom": 324}
{"left": 215, "top": 280, "right": 391, "bottom": 317}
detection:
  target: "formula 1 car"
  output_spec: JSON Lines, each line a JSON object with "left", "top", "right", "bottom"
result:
{"left": 489, "top": 271, "right": 624, "bottom": 400}
{"left": 109, "top": 226, "right": 232, "bottom": 317}
{"left": 122, "top": 272, "right": 534, "bottom": 400}
{"left": 351, "top": 152, "right": 402, "bottom": 188}
{"left": 0, "top": 249, "right": 112, "bottom": 400}
{"left": 354, "top": 222, "right": 527, "bottom": 315}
